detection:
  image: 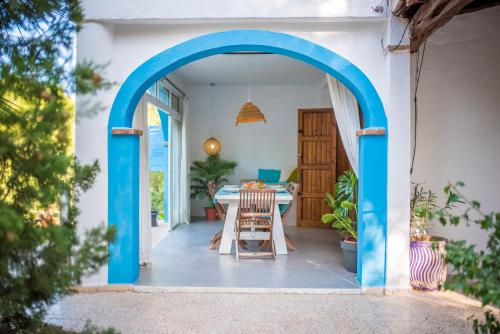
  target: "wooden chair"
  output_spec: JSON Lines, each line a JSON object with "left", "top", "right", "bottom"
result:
{"left": 207, "top": 181, "right": 226, "bottom": 250}
{"left": 207, "top": 181, "right": 247, "bottom": 250}
{"left": 260, "top": 182, "right": 299, "bottom": 251}
{"left": 235, "top": 189, "right": 276, "bottom": 260}
{"left": 281, "top": 182, "right": 299, "bottom": 251}
{"left": 239, "top": 178, "right": 263, "bottom": 186}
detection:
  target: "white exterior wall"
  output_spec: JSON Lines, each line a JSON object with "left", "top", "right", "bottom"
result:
{"left": 82, "top": 0, "right": 383, "bottom": 21}
{"left": 76, "top": 0, "right": 412, "bottom": 287}
{"left": 412, "top": 8, "right": 500, "bottom": 251}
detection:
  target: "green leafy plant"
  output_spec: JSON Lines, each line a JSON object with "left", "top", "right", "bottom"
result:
{"left": 190, "top": 155, "right": 237, "bottom": 207}
{"left": 0, "top": 1, "right": 116, "bottom": 332}
{"left": 150, "top": 171, "right": 164, "bottom": 215}
{"left": 321, "top": 170, "right": 358, "bottom": 240}
{"left": 410, "top": 184, "right": 438, "bottom": 241}
{"left": 429, "top": 181, "right": 499, "bottom": 333}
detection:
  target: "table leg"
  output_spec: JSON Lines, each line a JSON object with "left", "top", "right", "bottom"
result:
{"left": 273, "top": 203, "right": 288, "bottom": 255}
{"left": 219, "top": 203, "right": 237, "bottom": 254}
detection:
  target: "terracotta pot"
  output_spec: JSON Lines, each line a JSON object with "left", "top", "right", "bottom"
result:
{"left": 205, "top": 207, "right": 218, "bottom": 221}
{"left": 410, "top": 237, "right": 447, "bottom": 291}
{"left": 340, "top": 239, "right": 357, "bottom": 273}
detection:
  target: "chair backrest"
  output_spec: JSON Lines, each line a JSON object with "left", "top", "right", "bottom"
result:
{"left": 282, "top": 182, "right": 299, "bottom": 221}
{"left": 239, "top": 178, "right": 264, "bottom": 186}
{"left": 207, "top": 181, "right": 217, "bottom": 200}
{"left": 207, "top": 181, "right": 226, "bottom": 221}
{"left": 238, "top": 189, "right": 276, "bottom": 219}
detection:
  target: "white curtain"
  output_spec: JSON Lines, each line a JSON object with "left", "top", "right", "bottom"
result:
{"left": 326, "top": 75, "right": 361, "bottom": 176}
{"left": 133, "top": 97, "right": 152, "bottom": 265}
{"left": 180, "top": 97, "right": 191, "bottom": 224}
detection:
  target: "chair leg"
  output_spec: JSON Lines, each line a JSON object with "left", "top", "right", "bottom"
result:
{"left": 284, "top": 233, "right": 296, "bottom": 252}
{"left": 209, "top": 237, "right": 221, "bottom": 251}
{"left": 235, "top": 225, "right": 240, "bottom": 261}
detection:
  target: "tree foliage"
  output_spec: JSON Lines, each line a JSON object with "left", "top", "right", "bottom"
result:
{"left": 430, "top": 181, "right": 499, "bottom": 333}
{"left": 0, "top": 1, "right": 115, "bottom": 332}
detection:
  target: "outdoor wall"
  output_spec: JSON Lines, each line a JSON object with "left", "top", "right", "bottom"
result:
{"left": 76, "top": 14, "right": 411, "bottom": 286}
{"left": 411, "top": 7, "right": 500, "bottom": 251}
{"left": 187, "top": 83, "right": 327, "bottom": 218}
{"left": 82, "top": 0, "right": 384, "bottom": 21}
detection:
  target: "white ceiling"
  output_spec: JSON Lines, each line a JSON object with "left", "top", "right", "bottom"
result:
{"left": 172, "top": 54, "right": 326, "bottom": 86}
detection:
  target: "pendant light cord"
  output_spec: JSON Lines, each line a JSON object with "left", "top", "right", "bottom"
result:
{"left": 210, "top": 82, "right": 215, "bottom": 132}
{"left": 248, "top": 58, "right": 252, "bottom": 101}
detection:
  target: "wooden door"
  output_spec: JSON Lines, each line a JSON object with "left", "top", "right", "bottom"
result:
{"left": 297, "top": 108, "right": 336, "bottom": 228}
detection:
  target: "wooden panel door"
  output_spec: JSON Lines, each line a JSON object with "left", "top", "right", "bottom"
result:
{"left": 297, "top": 108, "right": 336, "bottom": 228}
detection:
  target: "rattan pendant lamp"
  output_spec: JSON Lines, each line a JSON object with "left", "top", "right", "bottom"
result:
{"left": 203, "top": 83, "right": 221, "bottom": 156}
{"left": 235, "top": 59, "right": 266, "bottom": 126}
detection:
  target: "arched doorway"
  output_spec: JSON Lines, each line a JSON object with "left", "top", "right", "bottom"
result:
{"left": 107, "top": 30, "right": 387, "bottom": 288}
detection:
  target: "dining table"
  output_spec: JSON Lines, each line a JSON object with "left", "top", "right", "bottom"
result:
{"left": 214, "top": 186, "right": 293, "bottom": 255}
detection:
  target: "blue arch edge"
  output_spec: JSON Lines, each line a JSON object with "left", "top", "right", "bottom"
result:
{"left": 107, "top": 30, "right": 388, "bottom": 288}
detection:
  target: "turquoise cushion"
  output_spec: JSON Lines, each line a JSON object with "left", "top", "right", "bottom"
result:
{"left": 279, "top": 204, "right": 289, "bottom": 215}
{"left": 258, "top": 169, "right": 281, "bottom": 183}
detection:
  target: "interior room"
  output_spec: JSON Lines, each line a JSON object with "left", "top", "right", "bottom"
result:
{"left": 136, "top": 53, "right": 361, "bottom": 289}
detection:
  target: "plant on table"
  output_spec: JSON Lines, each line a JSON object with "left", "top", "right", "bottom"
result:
{"left": 429, "top": 181, "right": 499, "bottom": 333}
{"left": 190, "top": 155, "right": 236, "bottom": 219}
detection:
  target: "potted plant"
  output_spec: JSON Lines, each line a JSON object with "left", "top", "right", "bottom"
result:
{"left": 190, "top": 154, "right": 237, "bottom": 221}
{"left": 322, "top": 170, "right": 358, "bottom": 273}
{"left": 150, "top": 171, "right": 164, "bottom": 226}
{"left": 409, "top": 184, "right": 447, "bottom": 291}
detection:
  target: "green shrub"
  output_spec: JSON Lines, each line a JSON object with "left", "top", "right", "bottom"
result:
{"left": 430, "top": 181, "right": 499, "bottom": 333}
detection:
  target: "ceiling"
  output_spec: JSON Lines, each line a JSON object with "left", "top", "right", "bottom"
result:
{"left": 172, "top": 54, "right": 326, "bottom": 86}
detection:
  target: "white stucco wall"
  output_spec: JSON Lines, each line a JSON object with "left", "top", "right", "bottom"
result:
{"left": 187, "top": 83, "right": 327, "bottom": 217}
{"left": 82, "top": 0, "right": 385, "bottom": 21}
{"left": 411, "top": 7, "right": 500, "bottom": 251}
{"left": 76, "top": 10, "right": 411, "bottom": 286}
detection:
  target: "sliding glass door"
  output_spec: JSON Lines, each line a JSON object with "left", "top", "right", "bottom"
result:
{"left": 168, "top": 115, "right": 182, "bottom": 230}
{"left": 146, "top": 81, "right": 184, "bottom": 232}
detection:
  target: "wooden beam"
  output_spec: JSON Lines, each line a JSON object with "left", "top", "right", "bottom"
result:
{"left": 356, "top": 128, "right": 386, "bottom": 136}
{"left": 410, "top": 0, "right": 476, "bottom": 52}
{"left": 459, "top": 0, "right": 500, "bottom": 14}
{"left": 111, "top": 128, "right": 143, "bottom": 136}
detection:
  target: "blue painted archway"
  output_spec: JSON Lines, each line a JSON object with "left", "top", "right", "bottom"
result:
{"left": 108, "top": 30, "right": 387, "bottom": 288}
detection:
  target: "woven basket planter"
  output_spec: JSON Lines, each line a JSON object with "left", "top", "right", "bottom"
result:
{"left": 409, "top": 237, "right": 447, "bottom": 291}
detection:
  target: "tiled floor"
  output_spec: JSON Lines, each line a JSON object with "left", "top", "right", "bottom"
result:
{"left": 137, "top": 220, "right": 359, "bottom": 289}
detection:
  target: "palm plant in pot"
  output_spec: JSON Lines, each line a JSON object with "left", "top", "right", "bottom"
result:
{"left": 409, "top": 184, "right": 447, "bottom": 291}
{"left": 322, "top": 170, "right": 358, "bottom": 273}
{"left": 190, "top": 154, "right": 237, "bottom": 221}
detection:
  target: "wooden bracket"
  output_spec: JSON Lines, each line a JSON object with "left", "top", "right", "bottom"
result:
{"left": 387, "top": 44, "right": 410, "bottom": 52}
{"left": 111, "top": 127, "right": 143, "bottom": 136}
{"left": 356, "top": 128, "right": 386, "bottom": 136}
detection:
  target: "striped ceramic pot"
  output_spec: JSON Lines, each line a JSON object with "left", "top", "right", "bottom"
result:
{"left": 409, "top": 237, "right": 447, "bottom": 291}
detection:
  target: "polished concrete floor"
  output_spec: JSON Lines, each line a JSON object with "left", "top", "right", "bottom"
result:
{"left": 137, "top": 220, "right": 359, "bottom": 289}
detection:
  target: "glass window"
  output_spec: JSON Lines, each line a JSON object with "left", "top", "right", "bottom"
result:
{"left": 147, "top": 83, "right": 157, "bottom": 97}
{"left": 171, "top": 93, "right": 180, "bottom": 112}
{"left": 159, "top": 84, "right": 170, "bottom": 106}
